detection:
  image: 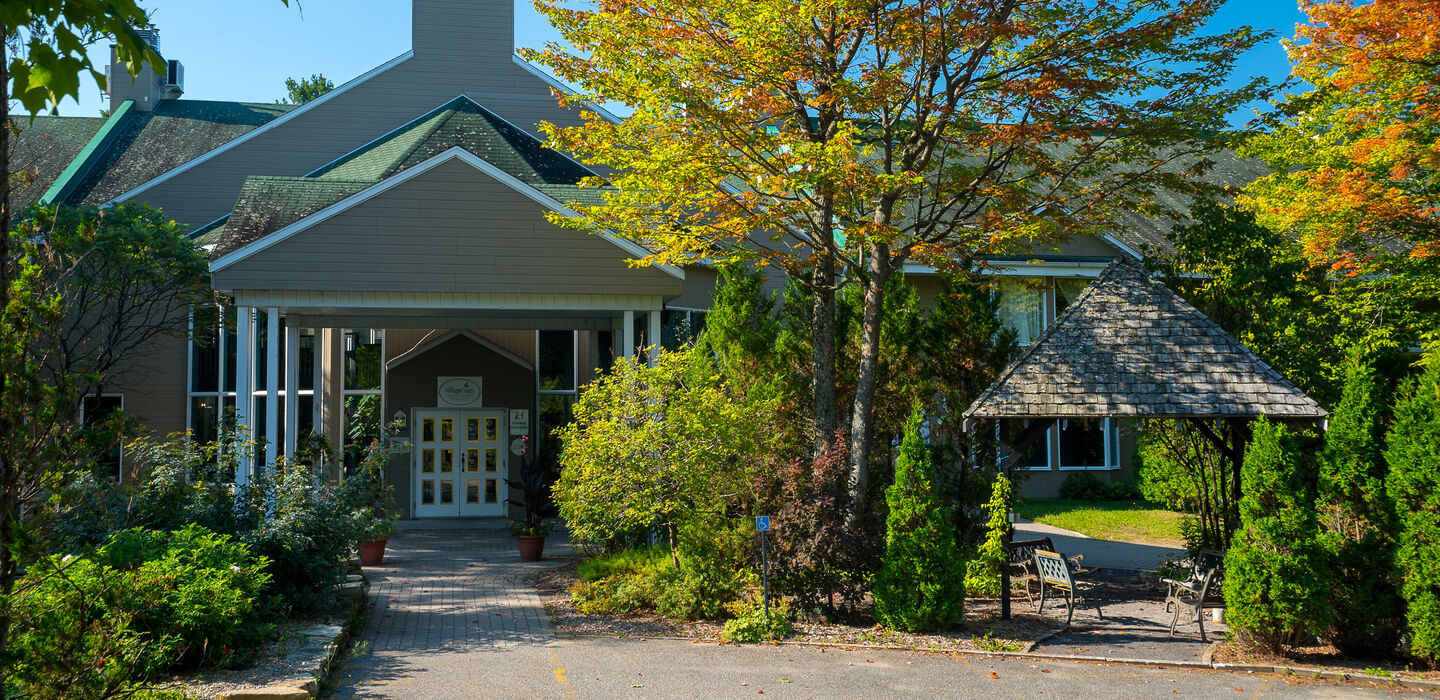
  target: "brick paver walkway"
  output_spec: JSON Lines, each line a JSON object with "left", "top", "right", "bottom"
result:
{"left": 357, "top": 526, "right": 566, "bottom": 652}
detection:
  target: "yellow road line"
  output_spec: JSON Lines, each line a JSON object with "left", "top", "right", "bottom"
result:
{"left": 551, "top": 652, "right": 575, "bottom": 698}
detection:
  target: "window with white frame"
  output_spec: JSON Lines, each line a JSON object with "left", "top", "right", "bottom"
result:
{"left": 341, "top": 328, "right": 385, "bottom": 469}
{"left": 1058, "top": 417, "right": 1120, "bottom": 470}
{"left": 997, "top": 418, "right": 1052, "bottom": 471}
{"left": 187, "top": 308, "right": 318, "bottom": 452}
{"left": 996, "top": 278, "right": 1046, "bottom": 345}
{"left": 537, "top": 330, "right": 578, "bottom": 463}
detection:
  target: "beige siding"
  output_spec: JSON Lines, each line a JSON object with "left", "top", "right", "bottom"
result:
{"left": 108, "top": 334, "right": 189, "bottom": 439}
{"left": 384, "top": 334, "right": 536, "bottom": 518}
{"left": 668, "top": 266, "right": 718, "bottom": 310}
{"left": 214, "top": 160, "right": 681, "bottom": 297}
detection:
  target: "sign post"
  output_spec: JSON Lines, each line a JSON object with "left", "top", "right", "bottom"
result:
{"left": 756, "top": 516, "right": 771, "bottom": 619}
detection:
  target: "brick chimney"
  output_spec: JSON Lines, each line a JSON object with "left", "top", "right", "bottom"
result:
{"left": 108, "top": 26, "right": 184, "bottom": 112}
{"left": 412, "top": 0, "right": 515, "bottom": 64}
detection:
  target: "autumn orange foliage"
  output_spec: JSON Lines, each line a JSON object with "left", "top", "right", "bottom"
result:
{"left": 1241, "top": 0, "right": 1440, "bottom": 270}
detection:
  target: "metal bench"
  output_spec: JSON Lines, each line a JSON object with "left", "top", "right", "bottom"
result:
{"left": 1166, "top": 564, "right": 1225, "bottom": 641}
{"left": 1162, "top": 548, "right": 1223, "bottom": 613}
{"left": 1034, "top": 549, "right": 1103, "bottom": 626}
{"left": 1005, "top": 537, "right": 1055, "bottom": 608}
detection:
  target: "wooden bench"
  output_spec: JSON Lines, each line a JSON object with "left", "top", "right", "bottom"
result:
{"left": 1005, "top": 537, "right": 1055, "bottom": 608}
{"left": 1034, "top": 549, "right": 1103, "bottom": 626}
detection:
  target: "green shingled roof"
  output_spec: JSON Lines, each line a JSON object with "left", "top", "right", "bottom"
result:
{"left": 213, "top": 96, "right": 601, "bottom": 257}
{"left": 9, "top": 115, "right": 106, "bottom": 212}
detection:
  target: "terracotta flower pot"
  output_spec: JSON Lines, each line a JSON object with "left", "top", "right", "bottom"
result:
{"left": 358, "top": 537, "right": 388, "bottom": 566}
{"left": 515, "top": 534, "right": 546, "bottom": 561}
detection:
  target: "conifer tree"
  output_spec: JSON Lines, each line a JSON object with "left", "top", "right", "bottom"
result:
{"left": 872, "top": 407, "right": 965, "bottom": 632}
{"left": 1318, "top": 351, "right": 1403, "bottom": 654}
{"left": 1384, "top": 346, "right": 1440, "bottom": 665}
{"left": 1223, "top": 418, "right": 1332, "bottom": 654}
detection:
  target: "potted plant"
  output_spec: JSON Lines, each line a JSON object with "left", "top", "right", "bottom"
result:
{"left": 348, "top": 441, "right": 399, "bottom": 566}
{"left": 505, "top": 444, "right": 559, "bottom": 561}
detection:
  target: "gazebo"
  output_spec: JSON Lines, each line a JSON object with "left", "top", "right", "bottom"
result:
{"left": 962, "top": 257, "right": 1327, "bottom": 617}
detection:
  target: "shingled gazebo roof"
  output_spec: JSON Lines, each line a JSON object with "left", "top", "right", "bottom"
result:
{"left": 964, "top": 258, "right": 1327, "bottom": 420}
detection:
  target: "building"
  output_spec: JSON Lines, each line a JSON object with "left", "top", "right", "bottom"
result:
{"left": 9, "top": 0, "right": 1267, "bottom": 514}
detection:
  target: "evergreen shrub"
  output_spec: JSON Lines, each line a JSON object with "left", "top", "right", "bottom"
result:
{"left": 872, "top": 408, "right": 966, "bottom": 632}
{"left": 1223, "top": 418, "right": 1332, "bottom": 654}
{"left": 1384, "top": 347, "right": 1440, "bottom": 666}
{"left": 965, "top": 473, "right": 1011, "bottom": 597}
{"left": 1317, "top": 352, "right": 1403, "bottom": 655}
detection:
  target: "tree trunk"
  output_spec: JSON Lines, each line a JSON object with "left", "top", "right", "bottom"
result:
{"left": 811, "top": 253, "right": 838, "bottom": 455}
{"left": 848, "top": 241, "right": 892, "bottom": 517}
{"left": 0, "top": 21, "right": 16, "bottom": 661}
{"left": 667, "top": 521, "right": 680, "bottom": 568}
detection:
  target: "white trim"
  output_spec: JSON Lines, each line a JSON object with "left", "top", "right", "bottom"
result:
{"left": 210, "top": 147, "right": 684, "bottom": 280}
{"left": 905, "top": 261, "right": 1112, "bottom": 277}
{"left": 1100, "top": 234, "right": 1146, "bottom": 261}
{"left": 232, "top": 289, "right": 666, "bottom": 312}
{"left": 387, "top": 329, "right": 534, "bottom": 372}
{"left": 104, "top": 51, "right": 416, "bottom": 206}
{"left": 1056, "top": 417, "right": 1121, "bottom": 471}
{"left": 511, "top": 54, "right": 623, "bottom": 125}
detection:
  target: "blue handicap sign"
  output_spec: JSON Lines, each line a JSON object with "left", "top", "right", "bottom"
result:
{"left": 756, "top": 516, "right": 771, "bottom": 532}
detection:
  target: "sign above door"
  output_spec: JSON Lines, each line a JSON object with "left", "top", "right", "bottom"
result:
{"left": 437, "top": 376, "right": 483, "bottom": 407}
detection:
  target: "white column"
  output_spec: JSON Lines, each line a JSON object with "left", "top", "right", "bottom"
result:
{"left": 234, "top": 306, "right": 253, "bottom": 487}
{"left": 648, "top": 310, "right": 662, "bottom": 367}
{"left": 312, "top": 327, "right": 325, "bottom": 442}
{"left": 284, "top": 317, "right": 300, "bottom": 462}
{"left": 622, "top": 310, "right": 635, "bottom": 360}
{"left": 265, "top": 307, "right": 280, "bottom": 470}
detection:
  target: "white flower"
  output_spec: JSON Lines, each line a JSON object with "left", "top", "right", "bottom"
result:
{"left": 230, "top": 565, "right": 243, "bottom": 574}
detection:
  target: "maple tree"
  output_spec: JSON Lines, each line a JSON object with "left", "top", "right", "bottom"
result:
{"left": 1240, "top": 0, "right": 1439, "bottom": 273}
{"left": 526, "top": 0, "right": 1275, "bottom": 513}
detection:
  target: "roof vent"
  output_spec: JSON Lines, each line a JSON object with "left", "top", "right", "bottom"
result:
{"left": 162, "top": 59, "right": 185, "bottom": 99}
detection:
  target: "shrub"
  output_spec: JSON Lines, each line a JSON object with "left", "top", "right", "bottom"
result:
{"left": 577, "top": 546, "right": 671, "bottom": 582}
{"left": 1384, "top": 346, "right": 1440, "bottom": 665}
{"left": 1223, "top": 418, "right": 1332, "bottom": 654}
{"left": 965, "top": 473, "right": 1011, "bottom": 597}
{"left": 872, "top": 408, "right": 966, "bottom": 632}
{"left": 570, "top": 572, "right": 663, "bottom": 615}
{"left": 5, "top": 526, "right": 270, "bottom": 697}
{"left": 654, "top": 521, "right": 753, "bottom": 621}
{"left": 3, "top": 556, "right": 166, "bottom": 699}
{"left": 761, "top": 435, "right": 881, "bottom": 612}
{"left": 1059, "top": 471, "right": 1140, "bottom": 501}
{"left": 555, "top": 345, "right": 778, "bottom": 554}
{"left": 95, "top": 525, "right": 272, "bottom": 669}
{"left": 1318, "top": 352, "right": 1403, "bottom": 655}
{"left": 1137, "top": 419, "right": 1239, "bottom": 550}
{"left": 721, "top": 600, "right": 793, "bottom": 643}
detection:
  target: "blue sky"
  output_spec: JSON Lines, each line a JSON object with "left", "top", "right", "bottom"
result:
{"left": 57, "top": 0, "right": 1309, "bottom": 124}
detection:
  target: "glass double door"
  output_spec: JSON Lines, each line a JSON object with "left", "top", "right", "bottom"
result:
{"left": 413, "top": 408, "right": 507, "bottom": 517}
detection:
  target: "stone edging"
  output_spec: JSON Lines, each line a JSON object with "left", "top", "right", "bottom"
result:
{"left": 557, "top": 631, "right": 1440, "bottom": 693}
{"left": 217, "top": 570, "right": 370, "bottom": 700}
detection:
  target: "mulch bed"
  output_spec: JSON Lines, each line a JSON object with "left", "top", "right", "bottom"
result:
{"left": 1213, "top": 641, "right": 1437, "bottom": 683}
{"left": 531, "top": 561, "right": 1057, "bottom": 653}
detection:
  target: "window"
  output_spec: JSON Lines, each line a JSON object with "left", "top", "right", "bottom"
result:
{"left": 1058, "top": 417, "right": 1120, "bottom": 470}
{"left": 342, "top": 329, "right": 385, "bottom": 470}
{"left": 661, "top": 309, "right": 706, "bottom": 351}
{"left": 81, "top": 394, "right": 124, "bottom": 479}
{"left": 1055, "top": 278, "right": 1090, "bottom": 316}
{"left": 996, "top": 278, "right": 1045, "bottom": 345}
{"left": 537, "top": 331, "right": 579, "bottom": 463}
{"left": 187, "top": 308, "right": 321, "bottom": 459}
{"left": 997, "top": 418, "right": 1051, "bottom": 471}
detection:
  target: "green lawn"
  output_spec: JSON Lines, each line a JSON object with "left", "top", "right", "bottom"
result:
{"left": 1015, "top": 499, "right": 1187, "bottom": 547}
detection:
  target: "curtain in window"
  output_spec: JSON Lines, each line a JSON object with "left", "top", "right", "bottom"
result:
{"left": 997, "top": 278, "right": 1045, "bottom": 344}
